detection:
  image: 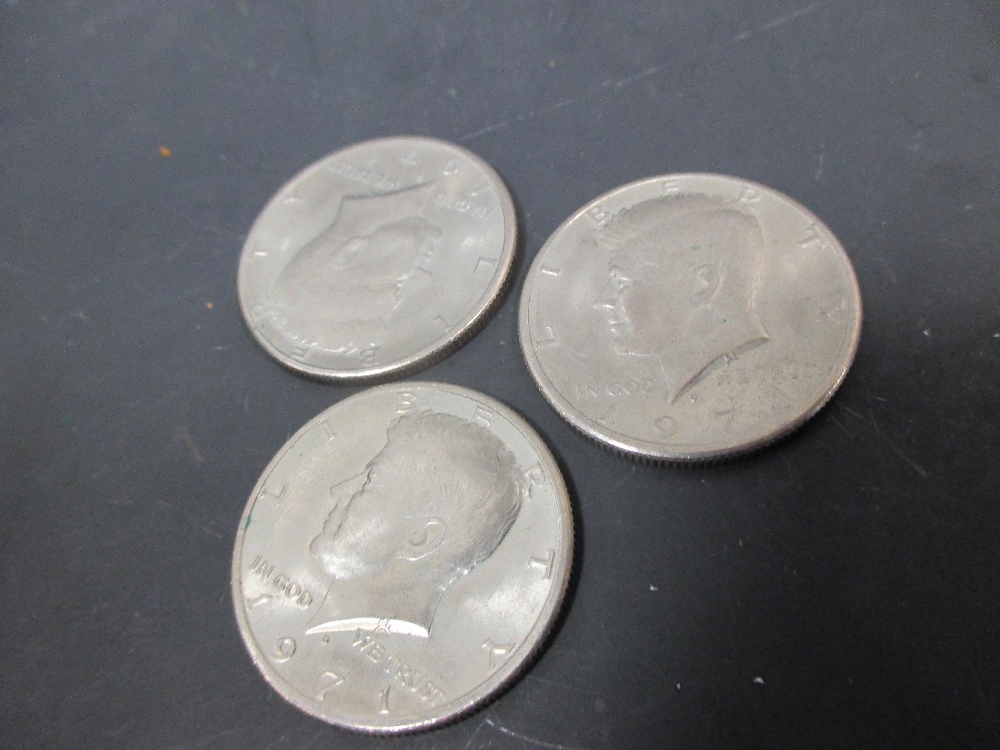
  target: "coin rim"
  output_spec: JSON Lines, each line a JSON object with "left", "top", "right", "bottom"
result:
{"left": 231, "top": 382, "right": 574, "bottom": 733}
{"left": 518, "top": 173, "right": 863, "bottom": 462}
{"left": 237, "top": 136, "right": 518, "bottom": 383}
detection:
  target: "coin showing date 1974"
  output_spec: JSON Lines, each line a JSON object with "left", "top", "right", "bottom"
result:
{"left": 231, "top": 383, "right": 573, "bottom": 733}
{"left": 519, "top": 174, "right": 862, "bottom": 462}
{"left": 238, "top": 137, "right": 517, "bottom": 382}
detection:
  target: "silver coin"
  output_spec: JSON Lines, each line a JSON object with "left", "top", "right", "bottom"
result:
{"left": 519, "top": 174, "right": 862, "bottom": 462}
{"left": 238, "top": 137, "right": 517, "bottom": 381}
{"left": 231, "top": 382, "right": 573, "bottom": 733}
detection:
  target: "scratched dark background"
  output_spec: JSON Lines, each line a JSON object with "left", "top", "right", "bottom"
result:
{"left": 3, "top": 1, "right": 999, "bottom": 748}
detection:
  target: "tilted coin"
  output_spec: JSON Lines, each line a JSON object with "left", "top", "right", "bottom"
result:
{"left": 238, "top": 137, "right": 517, "bottom": 381}
{"left": 519, "top": 174, "right": 862, "bottom": 462}
{"left": 232, "top": 383, "right": 573, "bottom": 733}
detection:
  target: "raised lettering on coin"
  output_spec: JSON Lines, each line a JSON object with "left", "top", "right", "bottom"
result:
{"left": 317, "top": 670, "right": 346, "bottom": 700}
{"left": 319, "top": 418, "right": 337, "bottom": 442}
{"left": 475, "top": 257, "right": 498, "bottom": 274}
{"left": 534, "top": 326, "right": 557, "bottom": 347}
{"left": 482, "top": 639, "right": 514, "bottom": 672}
{"left": 274, "top": 637, "right": 296, "bottom": 662}
{"left": 654, "top": 416, "right": 677, "bottom": 436}
{"left": 396, "top": 391, "right": 416, "bottom": 414}
{"left": 529, "top": 549, "right": 555, "bottom": 580}
{"left": 738, "top": 185, "right": 761, "bottom": 204}
{"left": 524, "top": 463, "right": 544, "bottom": 488}
{"left": 377, "top": 685, "right": 391, "bottom": 714}
{"left": 660, "top": 178, "right": 681, "bottom": 196}
{"left": 257, "top": 484, "right": 287, "bottom": 505}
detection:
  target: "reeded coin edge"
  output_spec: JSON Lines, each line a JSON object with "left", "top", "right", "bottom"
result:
{"left": 237, "top": 137, "right": 519, "bottom": 384}
{"left": 518, "top": 173, "right": 864, "bottom": 463}
{"left": 231, "top": 382, "right": 574, "bottom": 733}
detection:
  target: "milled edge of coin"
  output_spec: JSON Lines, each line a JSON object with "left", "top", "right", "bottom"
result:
{"left": 237, "top": 137, "right": 518, "bottom": 384}
{"left": 518, "top": 173, "right": 863, "bottom": 464}
{"left": 230, "top": 382, "right": 573, "bottom": 733}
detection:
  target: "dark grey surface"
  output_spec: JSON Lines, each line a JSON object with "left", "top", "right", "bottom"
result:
{"left": 2, "top": 2, "right": 999, "bottom": 748}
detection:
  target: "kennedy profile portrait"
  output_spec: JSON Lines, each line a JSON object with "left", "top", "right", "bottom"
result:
{"left": 593, "top": 194, "right": 770, "bottom": 402}
{"left": 268, "top": 182, "right": 442, "bottom": 355}
{"left": 306, "top": 411, "right": 524, "bottom": 638}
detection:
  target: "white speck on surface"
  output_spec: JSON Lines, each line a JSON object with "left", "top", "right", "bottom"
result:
{"left": 993, "top": 333, "right": 999, "bottom": 338}
{"left": 923, "top": 329, "right": 930, "bottom": 336}
{"left": 649, "top": 584, "right": 657, "bottom": 591}
{"left": 676, "top": 683, "right": 681, "bottom": 690}
{"left": 754, "top": 677, "right": 765, "bottom": 685}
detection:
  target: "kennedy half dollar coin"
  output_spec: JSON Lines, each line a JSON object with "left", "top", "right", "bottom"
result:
{"left": 519, "top": 174, "right": 862, "bottom": 462}
{"left": 232, "top": 382, "right": 573, "bottom": 732}
{"left": 238, "top": 137, "right": 517, "bottom": 382}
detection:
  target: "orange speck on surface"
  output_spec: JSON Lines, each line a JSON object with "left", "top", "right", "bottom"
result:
{"left": 205, "top": 301, "right": 214, "bottom": 310}
{"left": 159, "top": 146, "right": 172, "bottom": 157}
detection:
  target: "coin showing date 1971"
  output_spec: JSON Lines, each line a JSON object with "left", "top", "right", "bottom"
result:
{"left": 231, "top": 383, "right": 573, "bottom": 733}
{"left": 238, "top": 137, "right": 517, "bottom": 382}
{"left": 519, "top": 174, "right": 862, "bottom": 462}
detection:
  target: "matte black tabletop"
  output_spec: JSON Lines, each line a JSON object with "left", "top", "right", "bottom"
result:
{"left": 3, "top": 2, "right": 999, "bottom": 748}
